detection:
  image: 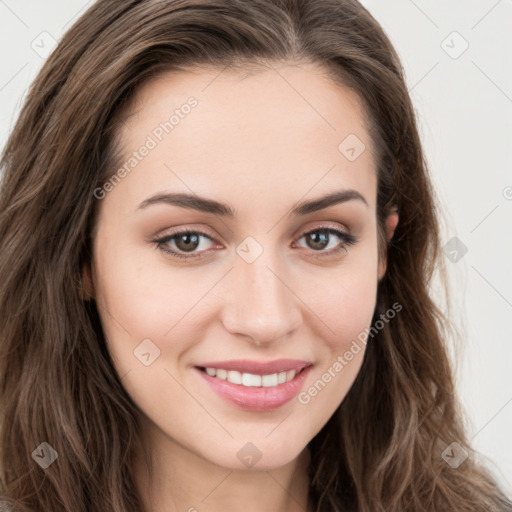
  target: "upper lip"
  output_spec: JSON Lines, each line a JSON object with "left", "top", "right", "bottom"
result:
{"left": 195, "top": 359, "right": 313, "bottom": 375}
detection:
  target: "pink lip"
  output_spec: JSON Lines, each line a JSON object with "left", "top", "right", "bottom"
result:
{"left": 195, "top": 358, "right": 312, "bottom": 375}
{"left": 194, "top": 362, "right": 313, "bottom": 411}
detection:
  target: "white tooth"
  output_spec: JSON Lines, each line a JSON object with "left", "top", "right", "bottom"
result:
{"left": 209, "top": 368, "right": 295, "bottom": 386}
{"left": 227, "top": 370, "right": 242, "bottom": 385}
{"left": 242, "top": 373, "right": 262, "bottom": 387}
{"left": 216, "top": 368, "right": 227, "bottom": 380}
{"left": 262, "top": 373, "right": 278, "bottom": 387}
{"left": 286, "top": 370, "right": 296, "bottom": 382}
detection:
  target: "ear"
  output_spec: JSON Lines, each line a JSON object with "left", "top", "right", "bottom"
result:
{"left": 378, "top": 211, "right": 399, "bottom": 280}
{"left": 80, "top": 263, "right": 95, "bottom": 301}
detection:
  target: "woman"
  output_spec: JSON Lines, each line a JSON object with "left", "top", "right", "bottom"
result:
{"left": 0, "top": 1, "right": 510, "bottom": 511}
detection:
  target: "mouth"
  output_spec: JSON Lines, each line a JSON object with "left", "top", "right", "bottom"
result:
{"left": 193, "top": 360, "right": 313, "bottom": 411}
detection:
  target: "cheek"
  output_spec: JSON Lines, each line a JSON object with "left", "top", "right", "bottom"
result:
{"left": 302, "top": 239, "right": 379, "bottom": 346}
{"left": 292, "top": 246, "right": 378, "bottom": 421}
{"left": 312, "top": 270, "right": 376, "bottom": 381}
{"left": 93, "top": 240, "right": 205, "bottom": 343}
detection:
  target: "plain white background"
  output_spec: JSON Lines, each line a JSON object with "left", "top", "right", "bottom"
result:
{"left": 1, "top": 0, "right": 511, "bottom": 494}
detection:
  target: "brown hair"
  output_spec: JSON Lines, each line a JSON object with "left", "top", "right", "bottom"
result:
{"left": 0, "top": 1, "right": 510, "bottom": 511}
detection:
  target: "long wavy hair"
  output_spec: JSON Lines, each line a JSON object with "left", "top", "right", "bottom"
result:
{"left": 0, "top": 1, "right": 510, "bottom": 511}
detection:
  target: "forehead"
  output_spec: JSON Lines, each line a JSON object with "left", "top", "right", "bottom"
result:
{"left": 108, "top": 62, "right": 378, "bottom": 214}
{"left": 121, "top": 61, "right": 371, "bottom": 147}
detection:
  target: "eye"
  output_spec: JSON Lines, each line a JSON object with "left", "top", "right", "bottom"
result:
{"left": 153, "top": 229, "right": 218, "bottom": 260}
{"left": 294, "top": 227, "right": 358, "bottom": 259}
{"left": 152, "top": 225, "right": 358, "bottom": 261}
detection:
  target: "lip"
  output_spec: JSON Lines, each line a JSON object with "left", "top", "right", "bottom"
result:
{"left": 194, "top": 362, "right": 313, "bottom": 411}
{"left": 195, "top": 358, "right": 312, "bottom": 375}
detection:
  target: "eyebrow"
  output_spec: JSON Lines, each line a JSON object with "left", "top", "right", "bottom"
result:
{"left": 136, "top": 189, "right": 368, "bottom": 217}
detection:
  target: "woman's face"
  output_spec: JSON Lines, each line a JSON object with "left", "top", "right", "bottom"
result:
{"left": 87, "top": 62, "right": 396, "bottom": 470}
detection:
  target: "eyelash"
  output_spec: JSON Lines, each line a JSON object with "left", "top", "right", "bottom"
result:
{"left": 152, "top": 225, "right": 358, "bottom": 261}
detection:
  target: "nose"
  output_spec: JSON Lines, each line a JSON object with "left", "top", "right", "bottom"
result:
{"left": 221, "top": 253, "right": 302, "bottom": 346}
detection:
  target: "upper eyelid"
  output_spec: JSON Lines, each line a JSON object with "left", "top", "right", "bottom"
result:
{"left": 157, "top": 223, "right": 351, "bottom": 242}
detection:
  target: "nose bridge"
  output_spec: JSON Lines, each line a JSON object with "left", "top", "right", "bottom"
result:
{"left": 221, "top": 241, "right": 302, "bottom": 344}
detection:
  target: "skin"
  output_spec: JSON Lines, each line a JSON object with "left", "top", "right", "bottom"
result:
{"left": 84, "top": 61, "right": 398, "bottom": 512}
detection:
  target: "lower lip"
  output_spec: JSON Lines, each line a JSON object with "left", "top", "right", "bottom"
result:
{"left": 194, "top": 366, "right": 313, "bottom": 411}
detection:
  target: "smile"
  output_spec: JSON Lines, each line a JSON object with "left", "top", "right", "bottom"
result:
{"left": 194, "top": 359, "right": 313, "bottom": 411}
